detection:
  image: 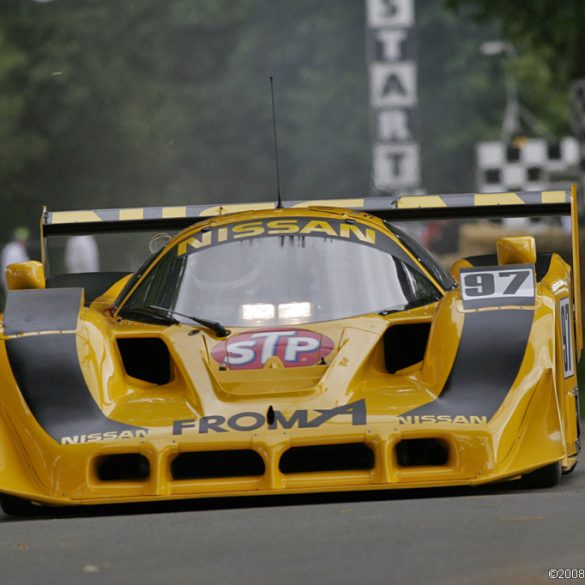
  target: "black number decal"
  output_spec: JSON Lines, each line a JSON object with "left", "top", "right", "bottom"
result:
{"left": 499, "top": 270, "right": 530, "bottom": 294}
{"left": 461, "top": 266, "right": 535, "bottom": 308}
{"left": 463, "top": 273, "right": 495, "bottom": 297}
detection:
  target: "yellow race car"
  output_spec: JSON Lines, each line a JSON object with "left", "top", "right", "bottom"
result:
{"left": 0, "top": 188, "right": 581, "bottom": 514}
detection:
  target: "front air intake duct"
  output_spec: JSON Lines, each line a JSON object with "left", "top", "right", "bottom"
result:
{"left": 384, "top": 322, "right": 431, "bottom": 373}
{"left": 95, "top": 454, "right": 150, "bottom": 481}
{"left": 171, "top": 450, "right": 265, "bottom": 480}
{"left": 279, "top": 443, "right": 375, "bottom": 474}
{"left": 117, "top": 337, "right": 171, "bottom": 385}
{"left": 395, "top": 439, "right": 449, "bottom": 467}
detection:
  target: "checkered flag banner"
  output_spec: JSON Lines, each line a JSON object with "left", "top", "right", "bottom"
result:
{"left": 476, "top": 138, "right": 580, "bottom": 193}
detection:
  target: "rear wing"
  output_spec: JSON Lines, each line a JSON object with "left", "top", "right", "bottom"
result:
{"left": 41, "top": 186, "right": 582, "bottom": 353}
{"left": 42, "top": 189, "right": 573, "bottom": 236}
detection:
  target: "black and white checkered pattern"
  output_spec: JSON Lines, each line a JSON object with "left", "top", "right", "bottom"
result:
{"left": 476, "top": 138, "right": 579, "bottom": 192}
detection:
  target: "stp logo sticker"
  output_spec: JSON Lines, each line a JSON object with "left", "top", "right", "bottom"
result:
{"left": 211, "top": 328, "right": 334, "bottom": 370}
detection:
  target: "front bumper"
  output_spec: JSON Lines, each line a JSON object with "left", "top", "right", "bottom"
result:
{"left": 3, "top": 421, "right": 563, "bottom": 506}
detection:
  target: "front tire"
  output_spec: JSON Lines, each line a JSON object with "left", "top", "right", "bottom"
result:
{"left": 0, "top": 494, "right": 46, "bottom": 517}
{"left": 519, "top": 462, "right": 561, "bottom": 489}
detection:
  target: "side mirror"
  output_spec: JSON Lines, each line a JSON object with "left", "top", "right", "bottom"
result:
{"left": 6, "top": 261, "right": 46, "bottom": 290}
{"left": 497, "top": 236, "right": 536, "bottom": 265}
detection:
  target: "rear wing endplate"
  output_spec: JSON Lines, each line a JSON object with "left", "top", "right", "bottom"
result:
{"left": 570, "top": 184, "right": 583, "bottom": 357}
{"left": 41, "top": 187, "right": 582, "bottom": 355}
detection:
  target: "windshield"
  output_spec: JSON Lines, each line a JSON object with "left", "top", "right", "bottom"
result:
{"left": 122, "top": 218, "right": 442, "bottom": 327}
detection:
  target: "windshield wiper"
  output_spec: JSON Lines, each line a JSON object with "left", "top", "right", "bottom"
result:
{"left": 120, "top": 305, "right": 230, "bottom": 337}
{"left": 118, "top": 305, "right": 180, "bottom": 325}
{"left": 120, "top": 304, "right": 230, "bottom": 337}
{"left": 378, "top": 295, "right": 441, "bottom": 316}
{"left": 151, "top": 306, "right": 230, "bottom": 338}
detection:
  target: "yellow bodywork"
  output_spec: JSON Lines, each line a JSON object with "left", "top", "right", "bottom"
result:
{"left": 0, "top": 206, "right": 580, "bottom": 506}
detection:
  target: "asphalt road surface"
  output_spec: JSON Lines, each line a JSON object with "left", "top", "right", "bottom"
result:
{"left": 1, "top": 468, "right": 584, "bottom": 585}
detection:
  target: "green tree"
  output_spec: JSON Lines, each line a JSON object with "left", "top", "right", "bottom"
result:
{"left": 447, "top": 1, "right": 585, "bottom": 80}
{"left": 0, "top": 0, "right": 374, "bottom": 236}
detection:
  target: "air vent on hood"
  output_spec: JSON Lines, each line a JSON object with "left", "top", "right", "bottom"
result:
{"left": 117, "top": 337, "right": 171, "bottom": 385}
{"left": 384, "top": 322, "right": 431, "bottom": 374}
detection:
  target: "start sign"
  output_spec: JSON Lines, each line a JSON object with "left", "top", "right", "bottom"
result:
{"left": 211, "top": 328, "right": 334, "bottom": 370}
{"left": 367, "top": 0, "right": 421, "bottom": 192}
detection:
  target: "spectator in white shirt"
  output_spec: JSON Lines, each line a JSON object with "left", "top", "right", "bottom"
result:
{"left": 65, "top": 235, "right": 99, "bottom": 273}
{"left": 1, "top": 227, "right": 30, "bottom": 290}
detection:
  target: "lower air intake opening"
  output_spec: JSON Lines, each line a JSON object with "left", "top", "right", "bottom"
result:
{"left": 171, "top": 450, "right": 265, "bottom": 480}
{"left": 279, "top": 443, "right": 374, "bottom": 474}
{"left": 395, "top": 439, "right": 449, "bottom": 467}
{"left": 95, "top": 454, "right": 150, "bottom": 481}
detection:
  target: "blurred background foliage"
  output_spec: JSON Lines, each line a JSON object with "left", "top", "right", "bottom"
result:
{"left": 0, "top": 0, "right": 576, "bottom": 242}
{"left": 447, "top": 0, "right": 585, "bottom": 80}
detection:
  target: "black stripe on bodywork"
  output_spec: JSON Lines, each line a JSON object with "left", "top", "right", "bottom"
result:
{"left": 405, "top": 308, "right": 534, "bottom": 419}
{"left": 4, "top": 288, "right": 144, "bottom": 442}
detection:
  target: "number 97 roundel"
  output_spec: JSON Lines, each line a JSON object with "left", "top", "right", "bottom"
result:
{"left": 459, "top": 264, "right": 536, "bottom": 309}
